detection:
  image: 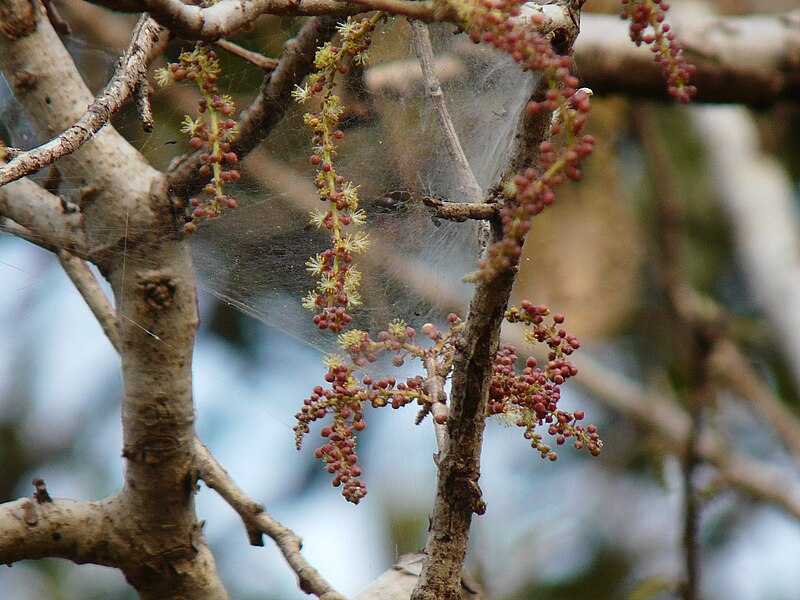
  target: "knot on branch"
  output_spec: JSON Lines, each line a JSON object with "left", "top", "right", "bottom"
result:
{"left": 0, "top": 0, "right": 36, "bottom": 40}
{"left": 14, "top": 69, "right": 38, "bottom": 92}
{"left": 138, "top": 274, "right": 177, "bottom": 310}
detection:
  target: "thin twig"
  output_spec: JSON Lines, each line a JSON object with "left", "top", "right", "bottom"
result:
{"left": 58, "top": 250, "right": 121, "bottom": 353}
{"left": 192, "top": 439, "right": 346, "bottom": 600}
{"left": 215, "top": 39, "right": 279, "bottom": 70}
{"left": 411, "top": 21, "right": 482, "bottom": 205}
{"left": 168, "top": 16, "right": 341, "bottom": 198}
{"left": 681, "top": 389, "right": 703, "bottom": 600}
{"left": 711, "top": 339, "right": 800, "bottom": 466}
{"left": 558, "top": 349, "right": 800, "bottom": 522}
{"left": 411, "top": 20, "right": 488, "bottom": 248}
{"left": 0, "top": 15, "right": 162, "bottom": 187}
{"left": 423, "top": 197, "right": 500, "bottom": 221}
{"left": 632, "top": 102, "right": 710, "bottom": 599}
{"left": 133, "top": 74, "right": 155, "bottom": 133}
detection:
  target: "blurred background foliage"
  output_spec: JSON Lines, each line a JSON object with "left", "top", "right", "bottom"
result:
{"left": 1, "top": 0, "right": 800, "bottom": 599}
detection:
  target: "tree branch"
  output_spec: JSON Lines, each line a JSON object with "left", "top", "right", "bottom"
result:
{"left": 87, "top": 0, "right": 367, "bottom": 39}
{"left": 423, "top": 197, "right": 500, "bottom": 221}
{"left": 168, "top": 16, "right": 341, "bottom": 198}
{"left": 0, "top": 494, "right": 124, "bottom": 566}
{"left": 692, "top": 105, "right": 800, "bottom": 390}
{"left": 214, "top": 39, "right": 279, "bottom": 70}
{"left": 0, "top": 15, "right": 162, "bottom": 188}
{"left": 341, "top": 0, "right": 445, "bottom": 21}
{"left": 412, "top": 2, "right": 584, "bottom": 598}
{"left": 192, "top": 440, "right": 346, "bottom": 600}
{"left": 562, "top": 349, "right": 800, "bottom": 522}
{"left": 575, "top": 11, "right": 800, "bottom": 104}
{"left": 423, "top": 356, "right": 449, "bottom": 456}
{"left": 2, "top": 4, "right": 228, "bottom": 597}
{"left": 711, "top": 339, "right": 800, "bottom": 466}
{"left": 412, "top": 20, "right": 482, "bottom": 204}
{"left": 58, "top": 250, "right": 121, "bottom": 352}
{"left": 0, "top": 174, "right": 86, "bottom": 254}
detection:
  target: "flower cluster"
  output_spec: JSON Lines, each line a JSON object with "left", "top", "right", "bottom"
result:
{"left": 295, "top": 363, "right": 369, "bottom": 503}
{"left": 295, "top": 16, "right": 383, "bottom": 333}
{"left": 295, "top": 315, "right": 463, "bottom": 503}
{"left": 450, "top": 0, "right": 595, "bottom": 280}
{"left": 297, "top": 302, "right": 600, "bottom": 502}
{"left": 620, "top": 0, "right": 697, "bottom": 102}
{"left": 490, "top": 301, "right": 602, "bottom": 459}
{"left": 155, "top": 43, "right": 240, "bottom": 232}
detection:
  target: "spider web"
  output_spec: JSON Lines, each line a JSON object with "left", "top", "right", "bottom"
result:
{"left": 1, "top": 19, "right": 537, "bottom": 356}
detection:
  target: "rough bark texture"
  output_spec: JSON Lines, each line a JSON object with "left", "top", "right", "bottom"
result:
{"left": 411, "top": 3, "right": 583, "bottom": 598}
{"left": 0, "top": 3, "right": 227, "bottom": 597}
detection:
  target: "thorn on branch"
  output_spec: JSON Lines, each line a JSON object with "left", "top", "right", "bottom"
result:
{"left": 32, "top": 477, "right": 52, "bottom": 503}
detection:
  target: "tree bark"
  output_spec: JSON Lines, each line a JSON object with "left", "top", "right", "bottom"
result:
{"left": 0, "top": 2, "right": 227, "bottom": 597}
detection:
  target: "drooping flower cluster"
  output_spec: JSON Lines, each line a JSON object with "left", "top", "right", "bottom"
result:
{"left": 294, "top": 16, "right": 383, "bottom": 333}
{"left": 449, "top": 0, "right": 596, "bottom": 280}
{"left": 297, "top": 302, "right": 600, "bottom": 502}
{"left": 490, "top": 301, "right": 602, "bottom": 459}
{"left": 294, "top": 314, "right": 463, "bottom": 503}
{"left": 620, "top": 0, "right": 697, "bottom": 102}
{"left": 155, "top": 43, "right": 240, "bottom": 232}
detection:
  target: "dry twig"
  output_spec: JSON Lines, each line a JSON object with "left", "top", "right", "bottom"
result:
{"left": 58, "top": 250, "right": 121, "bottom": 352}
{"left": 215, "top": 39, "right": 279, "bottom": 70}
{"left": 0, "top": 15, "right": 162, "bottom": 187}
{"left": 192, "top": 439, "right": 346, "bottom": 600}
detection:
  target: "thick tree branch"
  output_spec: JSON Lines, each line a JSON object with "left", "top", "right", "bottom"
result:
{"left": 2, "top": 4, "right": 227, "bottom": 598}
{"left": 0, "top": 15, "right": 163, "bottom": 188}
{"left": 0, "top": 174, "right": 86, "bottom": 254}
{"left": 58, "top": 250, "right": 121, "bottom": 352}
{"left": 364, "top": 12, "right": 799, "bottom": 105}
{"left": 575, "top": 11, "right": 800, "bottom": 104}
{"left": 341, "top": 0, "right": 445, "bottom": 21}
{"left": 192, "top": 440, "right": 346, "bottom": 600}
{"left": 0, "top": 495, "right": 125, "bottom": 566}
{"left": 87, "top": 0, "right": 367, "bottom": 38}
